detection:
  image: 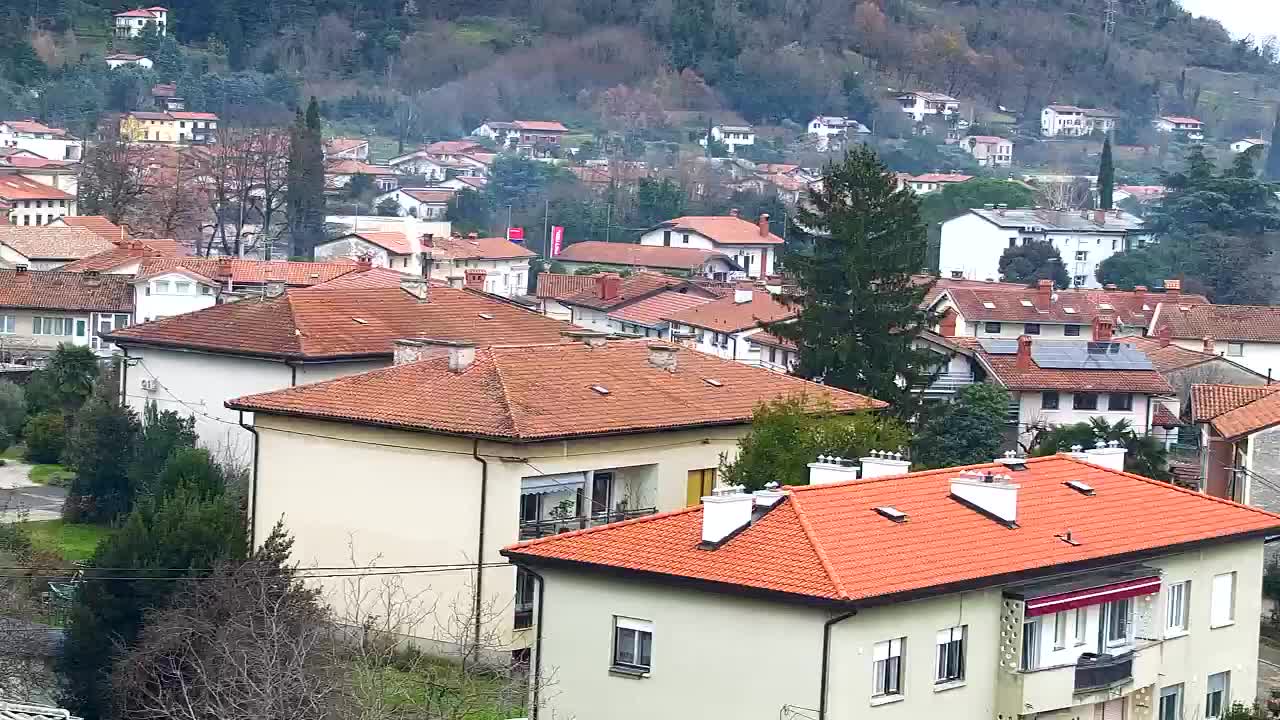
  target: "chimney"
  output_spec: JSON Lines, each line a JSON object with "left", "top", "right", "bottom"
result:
{"left": 860, "top": 449, "right": 911, "bottom": 479}
{"left": 464, "top": 269, "right": 486, "bottom": 291}
{"left": 1133, "top": 285, "right": 1147, "bottom": 303}
{"left": 1015, "top": 335, "right": 1033, "bottom": 370}
{"left": 700, "top": 486, "right": 754, "bottom": 546}
{"left": 1164, "top": 279, "right": 1181, "bottom": 297}
{"left": 447, "top": 275, "right": 465, "bottom": 289}
{"left": 264, "top": 281, "right": 285, "bottom": 298}
{"left": 1203, "top": 336, "right": 1216, "bottom": 353}
{"left": 597, "top": 273, "right": 622, "bottom": 301}
{"left": 1093, "top": 209, "right": 1106, "bottom": 225}
{"left": 562, "top": 330, "right": 609, "bottom": 348}
{"left": 1067, "top": 444, "right": 1090, "bottom": 461}
{"left": 355, "top": 256, "right": 373, "bottom": 272}
{"left": 83, "top": 270, "right": 101, "bottom": 287}
{"left": 758, "top": 247, "right": 769, "bottom": 277}
{"left": 400, "top": 275, "right": 429, "bottom": 301}
{"left": 729, "top": 208, "right": 740, "bottom": 218}
{"left": 1156, "top": 324, "right": 1171, "bottom": 347}
{"left": 1083, "top": 439, "right": 1127, "bottom": 472}
{"left": 753, "top": 486, "right": 786, "bottom": 508}
{"left": 646, "top": 343, "right": 679, "bottom": 372}
{"left": 1092, "top": 315, "right": 1114, "bottom": 341}
{"left": 671, "top": 329, "right": 697, "bottom": 348}
{"left": 1036, "top": 278, "right": 1053, "bottom": 306}
{"left": 734, "top": 287, "right": 754, "bottom": 304}
{"left": 807, "top": 455, "right": 860, "bottom": 485}
{"left": 950, "top": 470, "right": 1020, "bottom": 526}
{"left": 757, "top": 213, "right": 770, "bottom": 237}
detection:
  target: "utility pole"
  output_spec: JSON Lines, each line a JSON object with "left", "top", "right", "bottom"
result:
{"left": 605, "top": 203, "right": 612, "bottom": 243}
{"left": 542, "top": 199, "right": 549, "bottom": 257}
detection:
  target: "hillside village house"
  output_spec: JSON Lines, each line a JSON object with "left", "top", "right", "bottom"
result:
{"left": 938, "top": 207, "right": 1149, "bottom": 288}
{"left": 0, "top": 178, "right": 77, "bottom": 226}
{"left": 1191, "top": 384, "right": 1280, "bottom": 508}
{"left": 1153, "top": 116, "right": 1205, "bottom": 141}
{"left": 700, "top": 125, "right": 755, "bottom": 154}
{"left": 639, "top": 213, "right": 783, "bottom": 280}
{"left": 534, "top": 274, "right": 598, "bottom": 321}
{"left": 113, "top": 6, "right": 168, "bottom": 37}
{"left": 104, "top": 53, "right": 153, "bottom": 69}
{"left": 119, "top": 111, "right": 218, "bottom": 144}
{"left": 322, "top": 137, "right": 369, "bottom": 162}
{"left": 806, "top": 115, "right": 870, "bottom": 150}
{"left": 1152, "top": 304, "right": 1280, "bottom": 380}
{"left": 225, "top": 338, "right": 884, "bottom": 656}
{"left": 962, "top": 136, "right": 1013, "bottom": 167}
{"left": 604, "top": 291, "right": 713, "bottom": 339}
{"left": 554, "top": 273, "right": 719, "bottom": 333}
{"left": 0, "top": 120, "right": 81, "bottom": 161}
{"left": 504, "top": 451, "right": 1278, "bottom": 720}
{"left": 472, "top": 121, "right": 569, "bottom": 151}
{"left": 897, "top": 91, "right": 960, "bottom": 123}
{"left": 388, "top": 140, "right": 493, "bottom": 180}
{"left": 0, "top": 152, "right": 81, "bottom": 197}
{"left": 0, "top": 268, "right": 133, "bottom": 362}
{"left": 663, "top": 286, "right": 795, "bottom": 368}
{"left": 374, "top": 188, "right": 451, "bottom": 219}
{"left": 105, "top": 276, "right": 572, "bottom": 457}
{"left": 1039, "top": 105, "right": 1120, "bottom": 137}
{"left": 551, "top": 242, "right": 740, "bottom": 280}
{"left": 896, "top": 173, "right": 972, "bottom": 195}
{"left": 314, "top": 232, "right": 534, "bottom": 297}
{"left": 0, "top": 226, "right": 112, "bottom": 269}
{"left": 1231, "top": 138, "right": 1266, "bottom": 154}
{"left": 324, "top": 160, "right": 399, "bottom": 193}
{"left": 48, "top": 216, "right": 133, "bottom": 244}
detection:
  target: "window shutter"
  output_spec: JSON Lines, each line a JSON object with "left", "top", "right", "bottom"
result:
{"left": 1210, "top": 573, "right": 1235, "bottom": 626}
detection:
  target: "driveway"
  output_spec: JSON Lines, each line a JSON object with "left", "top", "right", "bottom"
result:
{"left": 0, "top": 459, "right": 66, "bottom": 521}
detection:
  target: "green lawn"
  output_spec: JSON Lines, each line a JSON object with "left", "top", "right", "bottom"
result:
{"left": 1, "top": 445, "right": 21, "bottom": 461}
{"left": 28, "top": 464, "right": 76, "bottom": 487}
{"left": 27, "top": 520, "right": 113, "bottom": 564}
{"left": 358, "top": 661, "right": 525, "bottom": 719}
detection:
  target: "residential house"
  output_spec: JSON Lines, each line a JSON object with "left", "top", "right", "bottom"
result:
{"left": 663, "top": 285, "right": 795, "bottom": 368}
{"left": 47, "top": 216, "right": 131, "bottom": 244}
{"left": 557, "top": 273, "right": 720, "bottom": 332}
{"left": 225, "top": 338, "right": 884, "bottom": 654}
{"left": 0, "top": 268, "right": 133, "bottom": 361}
{"left": 962, "top": 136, "right": 1013, "bottom": 167}
{"left": 897, "top": 91, "right": 960, "bottom": 123}
{"left": 503, "top": 451, "right": 1277, "bottom": 720}
{"left": 374, "top": 188, "right": 452, "bottom": 219}
{"left": 472, "top": 121, "right": 518, "bottom": 144}
{"left": 1040, "top": 105, "right": 1120, "bottom": 137}
{"left": 59, "top": 238, "right": 184, "bottom": 273}
{"left": 744, "top": 331, "right": 798, "bottom": 373}
{"left": 0, "top": 226, "right": 111, "bottom": 269}
{"left": 1190, "top": 384, "right": 1280, "bottom": 507}
{"left": 534, "top": 273, "right": 600, "bottom": 321}
{"left": 113, "top": 6, "right": 167, "bottom": 37}
{"left": 1114, "top": 185, "right": 1166, "bottom": 206}
{"left": 119, "top": 111, "right": 218, "bottom": 144}
{"left": 104, "top": 53, "right": 153, "bottom": 69}
{"left": 1231, "top": 138, "right": 1266, "bottom": 154}
{"left": 314, "top": 232, "right": 533, "bottom": 297}
{"left": 434, "top": 175, "right": 487, "bottom": 193}
{"left": 105, "top": 275, "right": 573, "bottom": 456}
{"left": 0, "top": 154, "right": 79, "bottom": 198}
{"left": 552, "top": 242, "right": 740, "bottom": 280}
{"left": 938, "top": 207, "right": 1149, "bottom": 288}
{"left": 0, "top": 177, "right": 76, "bottom": 226}
{"left": 606, "top": 291, "right": 713, "bottom": 338}
{"left": 896, "top": 173, "right": 973, "bottom": 195}
{"left": 0, "top": 120, "right": 82, "bottom": 161}
{"left": 1153, "top": 117, "right": 1205, "bottom": 141}
{"left": 639, "top": 213, "right": 783, "bottom": 280}
{"left": 315, "top": 231, "right": 425, "bottom": 274}
{"left": 700, "top": 125, "right": 755, "bottom": 154}
{"left": 150, "top": 83, "right": 184, "bottom": 112}
{"left": 806, "top": 116, "right": 870, "bottom": 151}
{"left": 1152, "top": 303, "right": 1280, "bottom": 380}
{"left": 323, "top": 137, "right": 370, "bottom": 162}
{"left": 510, "top": 121, "right": 569, "bottom": 150}
{"left": 324, "top": 160, "right": 399, "bottom": 194}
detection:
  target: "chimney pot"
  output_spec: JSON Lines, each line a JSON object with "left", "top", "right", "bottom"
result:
{"left": 1155, "top": 324, "right": 1171, "bottom": 347}
{"left": 1015, "top": 335, "right": 1033, "bottom": 370}
{"left": 646, "top": 343, "right": 679, "bottom": 372}
{"left": 859, "top": 450, "right": 911, "bottom": 479}
{"left": 1093, "top": 209, "right": 1106, "bottom": 225}
{"left": 1164, "top": 279, "right": 1181, "bottom": 296}
{"left": 400, "top": 276, "right": 429, "bottom": 301}
{"left": 1083, "top": 441, "right": 1127, "bottom": 471}
{"left": 597, "top": 273, "right": 622, "bottom": 301}
{"left": 1036, "top": 278, "right": 1053, "bottom": 305}
{"left": 700, "top": 487, "right": 753, "bottom": 545}
{"left": 464, "top": 269, "right": 486, "bottom": 291}
{"left": 758, "top": 213, "right": 770, "bottom": 237}
{"left": 355, "top": 256, "right": 373, "bottom": 272}
{"left": 1092, "top": 315, "right": 1114, "bottom": 341}
{"left": 808, "top": 455, "right": 861, "bottom": 485}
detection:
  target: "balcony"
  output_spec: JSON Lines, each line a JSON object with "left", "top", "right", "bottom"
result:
{"left": 519, "top": 507, "right": 657, "bottom": 540}
{"left": 1074, "top": 652, "right": 1133, "bottom": 692}
{"left": 926, "top": 371, "right": 975, "bottom": 396}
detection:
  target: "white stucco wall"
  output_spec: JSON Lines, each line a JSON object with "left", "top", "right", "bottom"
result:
{"left": 5, "top": 198, "right": 74, "bottom": 227}
{"left": 1172, "top": 339, "right": 1280, "bottom": 380}
{"left": 638, "top": 228, "right": 776, "bottom": 278}
{"left": 1017, "top": 389, "right": 1151, "bottom": 440}
{"left": 133, "top": 272, "right": 218, "bottom": 322}
{"left": 0, "top": 132, "right": 81, "bottom": 161}
{"left": 939, "top": 214, "right": 1131, "bottom": 289}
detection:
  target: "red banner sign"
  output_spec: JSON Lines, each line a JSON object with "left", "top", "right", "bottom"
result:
{"left": 550, "top": 226, "right": 564, "bottom": 257}
{"left": 507, "top": 226, "right": 525, "bottom": 242}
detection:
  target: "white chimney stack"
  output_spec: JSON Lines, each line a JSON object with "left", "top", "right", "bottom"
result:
{"left": 1067, "top": 444, "right": 1089, "bottom": 461}
{"left": 701, "top": 486, "right": 753, "bottom": 545}
{"left": 734, "top": 288, "right": 754, "bottom": 304}
{"left": 950, "top": 470, "right": 1020, "bottom": 526}
{"left": 860, "top": 450, "right": 911, "bottom": 479}
{"left": 807, "top": 455, "right": 859, "bottom": 485}
{"left": 1084, "top": 440, "right": 1127, "bottom": 471}
{"left": 753, "top": 483, "right": 786, "bottom": 508}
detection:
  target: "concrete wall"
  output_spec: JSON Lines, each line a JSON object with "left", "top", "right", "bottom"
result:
{"left": 1017, "top": 389, "right": 1151, "bottom": 438}
{"left": 5, "top": 199, "right": 73, "bottom": 227}
{"left": 134, "top": 272, "right": 217, "bottom": 322}
{"left": 1172, "top": 339, "right": 1280, "bottom": 380}
{"left": 939, "top": 213, "right": 1128, "bottom": 289}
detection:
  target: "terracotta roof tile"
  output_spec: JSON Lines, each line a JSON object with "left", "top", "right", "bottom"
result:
{"left": 512, "top": 120, "right": 569, "bottom": 132}
{"left": 554, "top": 241, "right": 738, "bottom": 272}
{"left": 505, "top": 456, "right": 1280, "bottom": 603}
{"left": 227, "top": 339, "right": 885, "bottom": 441}
{"left": 664, "top": 290, "right": 795, "bottom": 333}
{"left": 106, "top": 285, "right": 570, "bottom": 360}
{"left": 324, "top": 137, "right": 367, "bottom": 155}
{"left": 910, "top": 173, "right": 973, "bottom": 183}
{"left": 1210, "top": 391, "right": 1280, "bottom": 439}
{"left": 951, "top": 337, "right": 1172, "bottom": 393}
{"left": 341, "top": 231, "right": 415, "bottom": 256}
{"left": 1152, "top": 402, "right": 1182, "bottom": 427}
{"left": 657, "top": 215, "right": 784, "bottom": 246}
{"left": 535, "top": 273, "right": 597, "bottom": 300}
{"left": 748, "top": 331, "right": 797, "bottom": 350}
{"left": 53, "top": 217, "right": 128, "bottom": 243}
{"left": 0, "top": 226, "right": 114, "bottom": 261}
{"left": 423, "top": 141, "right": 482, "bottom": 155}
{"left": 0, "top": 176, "right": 75, "bottom": 201}
{"left": 136, "top": 258, "right": 355, "bottom": 287}
{"left": 1, "top": 120, "right": 67, "bottom": 136}
{"left": 1121, "top": 336, "right": 1249, "bottom": 375}
{"left": 399, "top": 189, "right": 453, "bottom": 204}
{"left": 60, "top": 241, "right": 183, "bottom": 272}
{"left": 429, "top": 235, "right": 534, "bottom": 261}
{"left": 0, "top": 269, "right": 132, "bottom": 313}
{"left": 314, "top": 267, "right": 437, "bottom": 290}
{"left": 608, "top": 291, "right": 712, "bottom": 327}
{"left": 936, "top": 284, "right": 1204, "bottom": 329}
{"left": 1191, "top": 384, "right": 1280, "bottom": 422}
{"left": 560, "top": 272, "right": 716, "bottom": 311}
{"left": 1155, "top": 304, "right": 1280, "bottom": 343}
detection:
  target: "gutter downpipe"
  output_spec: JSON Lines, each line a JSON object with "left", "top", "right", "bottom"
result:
{"left": 238, "top": 410, "right": 260, "bottom": 548}
{"left": 514, "top": 562, "right": 547, "bottom": 719}
{"left": 819, "top": 609, "right": 857, "bottom": 719}
{"left": 471, "top": 439, "right": 489, "bottom": 666}
{"left": 119, "top": 347, "right": 129, "bottom": 406}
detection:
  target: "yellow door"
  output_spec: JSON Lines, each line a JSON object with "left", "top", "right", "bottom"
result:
{"left": 686, "top": 469, "right": 716, "bottom": 507}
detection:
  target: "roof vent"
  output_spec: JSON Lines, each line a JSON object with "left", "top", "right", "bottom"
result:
{"left": 1055, "top": 529, "right": 1081, "bottom": 546}
{"left": 1065, "top": 480, "right": 1095, "bottom": 496}
{"left": 1098, "top": 303, "right": 1113, "bottom": 310}
{"left": 478, "top": 313, "right": 494, "bottom": 320}
{"left": 874, "top": 506, "right": 907, "bottom": 523}
{"left": 996, "top": 450, "right": 1028, "bottom": 471}
{"left": 1020, "top": 299, "right": 1033, "bottom": 307}
{"left": 983, "top": 301, "right": 996, "bottom": 309}
{"left": 703, "top": 378, "right": 723, "bottom": 387}
{"left": 352, "top": 317, "right": 368, "bottom": 325}
{"left": 950, "top": 470, "right": 1019, "bottom": 528}
{"left": 1063, "top": 307, "right": 1076, "bottom": 314}
{"left": 590, "top": 384, "right": 611, "bottom": 396}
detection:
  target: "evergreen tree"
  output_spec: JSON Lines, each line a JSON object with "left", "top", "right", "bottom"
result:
{"left": 64, "top": 382, "right": 141, "bottom": 522}
{"left": 913, "top": 384, "right": 1010, "bottom": 469}
{"left": 129, "top": 402, "right": 197, "bottom": 498}
{"left": 1266, "top": 108, "right": 1280, "bottom": 181}
{"left": 286, "top": 97, "right": 326, "bottom": 259}
{"left": 774, "top": 146, "right": 938, "bottom": 418}
{"left": 24, "top": 345, "right": 99, "bottom": 416}
{"left": 1098, "top": 134, "right": 1115, "bottom": 210}
{"left": 998, "top": 240, "right": 1070, "bottom": 288}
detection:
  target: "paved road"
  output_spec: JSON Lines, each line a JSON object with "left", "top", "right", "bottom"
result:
{"left": 0, "top": 458, "right": 66, "bottom": 521}
{"left": 1260, "top": 636, "right": 1280, "bottom": 701}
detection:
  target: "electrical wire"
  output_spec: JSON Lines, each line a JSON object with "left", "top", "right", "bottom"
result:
{"left": 0, "top": 563, "right": 514, "bottom": 582}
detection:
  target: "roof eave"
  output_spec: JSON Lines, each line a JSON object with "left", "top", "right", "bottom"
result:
{"left": 105, "top": 335, "right": 391, "bottom": 363}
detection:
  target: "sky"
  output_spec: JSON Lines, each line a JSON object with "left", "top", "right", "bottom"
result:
{"left": 1176, "top": 0, "right": 1280, "bottom": 41}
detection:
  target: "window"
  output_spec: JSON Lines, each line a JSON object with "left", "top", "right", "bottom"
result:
{"left": 514, "top": 568, "right": 535, "bottom": 630}
{"left": 0, "top": 315, "right": 13, "bottom": 334}
{"left": 1074, "top": 275, "right": 1087, "bottom": 287}
{"left": 1109, "top": 393, "right": 1133, "bottom": 411}
{"left": 1167, "top": 581, "right": 1190, "bottom": 635}
{"left": 1020, "top": 619, "right": 1040, "bottom": 670}
{"left": 1103, "top": 598, "right": 1132, "bottom": 646}
{"left": 612, "top": 617, "right": 653, "bottom": 673}
{"left": 1227, "top": 342, "right": 1243, "bottom": 357}
{"left": 1159, "top": 684, "right": 1183, "bottom": 720}
{"left": 984, "top": 322, "right": 1001, "bottom": 333}
{"left": 519, "top": 493, "right": 540, "bottom": 524}
{"left": 873, "top": 638, "right": 904, "bottom": 697}
{"left": 1072, "top": 607, "right": 1086, "bottom": 645}
{"left": 154, "top": 280, "right": 170, "bottom": 294}
{"left": 935, "top": 626, "right": 965, "bottom": 684}
{"left": 1009, "top": 238, "right": 1017, "bottom": 248}
{"left": 1024, "top": 323, "right": 1041, "bottom": 335}
{"left": 174, "top": 281, "right": 191, "bottom": 294}
{"left": 1052, "top": 611, "right": 1068, "bottom": 649}
{"left": 1042, "top": 391, "right": 1060, "bottom": 410}
{"left": 1210, "top": 572, "right": 1235, "bottom": 628}
{"left": 33, "top": 317, "right": 72, "bottom": 336}
{"left": 1073, "top": 392, "right": 1099, "bottom": 411}
{"left": 1206, "top": 672, "right": 1230, "bottom": 719}
{"left": 662, "top": 230, "right": 671, "bottom": 246}
{"left": 682, "top": 233, "right": 690, "bottom": 244}
{"left": 1064, "top": 324, "right": 1081, "bottom": 337}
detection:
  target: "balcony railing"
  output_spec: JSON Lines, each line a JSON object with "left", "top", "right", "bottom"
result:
{"left": 519, "top": 507, "right": 657, "bottom": 540}
{"left": 927, "top": 372, "right": 975, "bottom": 394}
{"left": 1074, "top": 652, "right": 1133, "bottom": 692}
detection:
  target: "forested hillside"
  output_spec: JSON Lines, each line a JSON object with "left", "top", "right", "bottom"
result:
{"left": 2, "top": 0, "right": 1278, "bottom": 143}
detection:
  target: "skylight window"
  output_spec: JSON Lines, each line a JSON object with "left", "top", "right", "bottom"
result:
{"left": 1142, "top": 304, "right": 1151, "bottom": 311}
{"left": 703, "top": 378, "right": 723, "bottom": 387}
{"left": 1063, "top": 307, "right": 1076, "bottom": 314}
{"left": 874, "top": 506, "right": 907, "bottom": 523}
{"left": 1065, "top": 480, "right": 1095, "bottom": 496}
{"left": 590, "top": 385, "right": 611, "bottom": 396}
{"left": 352, "top": 317, "right": 368, "bottom": 325}
{"left": 983, "top": 301, "right": 996, "bottom": 309}
{"left": 1020, "top": 299, "right": 1033, "bottom": 307}
{"left": 478, "top": 313, "right": 494, "bottom": 320}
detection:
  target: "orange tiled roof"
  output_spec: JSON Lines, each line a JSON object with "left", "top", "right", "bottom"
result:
{"left": 60, "top": 241, "right": 182, "bottom": 272}
{"left": 55, "top": 216, "right": 128, "bottom": 243}
{"left": 554, "top": 241, "right": 737, "bottom": 272}
{"left": 910, "top": 173, "right": 973, "bottom": 183}
{"left": 400, "top": 188, "right": 453, "bottom": 204}
{"left": 136, "top": 258, "right": 355, "bottom": 287}
{"left": 936, "top": 283, "right": 1206, "bottom": 329}
{"left": 342, "top": 231, "right": 415, "bottom": 256}
{"left": 1155, "top": 304, "right": 1280, "bottom": 343}
{"left": 1152, "top": 402, "right": 1182, "bottom": 428}
{"left": 952, "top": 337, "right": 1172, "bottom": 394}
{"left": 315, "top": 267, "right": 441, "bottom": 290}
{"left": 106, "top": 285, "right": 569, "bottom": 360}
{"left": 505, "top": 455, "right": 1280, "bottom": 604}
{"left": 327, "top": 160, "right": 394, "bottom": 176}
{"left": 1, "top": 120, "right": 68, "bottom": 136}
{"left": 559, "top": 271, "right": 717, "bottom": 311}
{"left": 748, "top": 331, "right": 797, "bottom": 351}
{"left": 423, "top": 140, "right": 482, "bottom": 155}
{"left": 664, "top": 289, "right": 795, "bottom": 333}
{"left": 658, "top": 215, "right": 784, "bottom": 246}
{"left": 1191, "top": 384, "right": 1280, "bottom": 422}
{"left": 1121, "top": 336, "right": 1254, "bottom": 375}
{"left": 0, "top": 176, "right": 75, "bottom": 201}
{"left": 430, "top": 235, "right": 535, "bottom": 261}
{"left": 0, "top": 226, "right": 114, "bottom": 261}
{"left": 608, "top": 291, "right": 712, "bottom": 327}
{"left": 1208, "top": 391, "right": 1280, "bottom": 439}
{"left": 535, "top": 273, "right": 597, "bottom": 300}
{"left": 0, "top": 269, "right": 132, "bottom": 313}
{"left": 324, "top": 137, "right": 367, "bottom": 155}
{"left": 227, "top": 339, "right": 884, "bottom": 441}
{"left": 513, "top": 120, "right": 569, "bottom": 133}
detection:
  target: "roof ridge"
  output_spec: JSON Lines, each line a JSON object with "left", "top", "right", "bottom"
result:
{"left": 788, "top": 494, "right": 851, "bottom": 600}
{"left": 485, "top": 349, "right": 523, "bottom": 439}
{"left": 508, "top": 504, "right": 704, "bottom": 550}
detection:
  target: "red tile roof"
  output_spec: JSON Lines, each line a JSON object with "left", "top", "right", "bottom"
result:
{"left": 554, "top": 241, "right": 738, "bottom": 272}
{"left": 327, "top": 160, "right": 395, "bottom": 177}
{"left": 314, "top": 267, "right": 437, "bottom": 289}
{"left": 1207, "top": 391, "right": 1280, "bottom": 440}
{"left": 324, "top": 137, "right": 368, "bottom": 155}
{"left": 513, "top": 120, "right": 569, "bottom": 133}
{"left": 135, "top": 258, "right": 356, "bottom": 287}
{"left": 423, "top": 141, "right": 482, "bottom": 155}
{"left": 429, "top": 235, "right": 535, "bottom": 261}
{"left": 106, "top": 285, "right": 570, "bottom": 360}
{"left": 340, "top": 231, "right": 416, "bottom": 256}
{"left": 1162, "top": 116, "right": 1202, "bottom": 125}
{"left": 952, "top": 337, "right": 1172, "bottom": 393}
{"left": 54, "top": 216, "right": 128, "bottom": 243}
{"left": 936, "top": 283, "right": 1206, "bottom": 329}
{"left": 505, "top": 455, "right": 1280, "bottom": 604}
{"left": 657, "top": 216, "right": 784, "bottom": 246}
{"left": 664, "top": 289, "right": 795, "bottom": 333}
{"left": 1191, "top": 384, "right": 1280, "bottom": 422}
{"left": 2, "top": 155, "right": 76, "bottom": 170}
{"left": 227, "top": 339, "right": 884, "bottom": 441}
{"left": 60, "top": 241, "right": 183, "bottom": 272}
{"left": 115, "top": 8, "right": 159, "bottom": 16}
{"left": 535, "top": 273, "right": 598, "bottom": 300}
{"left": 0, "top": 269, "right": 133, "bottom": 313}
{"left": 1121, "top": 336, "right": 1257, "bottom": 376}
{"left": 169, "top": 112, "right": 218, "bottom": 121}
{"left": 1, "top": 120, "right": 67, "bottom": 136}
{"left": 0, "top": 176, "right": 75, "bottom": 201}
{"left": 399, "top": 188, "right": 453, "bottom": 204}
{"left": 0, "top": 226, "right": 114, "bottom": 261}
{"left": 1152, "top": 402, "right": 1182, "bottom": 428}
{"left": 910, "top": 173, "right": 973, "bottom": 183}
{"left": 607, "top": 291, "right": 712, "bottom": 327}
{"left": 1155, "top": 304, "right": 1280, "bottom": 343}
{"left": 559, "top": 272, "right": 717, "bottom": 311}
{"left": 748, "top": 331, "right": 797, "bottom": 351}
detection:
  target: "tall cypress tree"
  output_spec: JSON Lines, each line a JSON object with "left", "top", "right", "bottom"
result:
{"left": 773, "top": 146, "right": 937, "bottom": 419}
{"left": 1098, "top": 134, "right": 1115, "bottom": 210}
{"left": 285, "top": 98, "right": 326, "bottom": 259}
{"left": 1266, "top": 107, "right": 1280, "bottom": 181}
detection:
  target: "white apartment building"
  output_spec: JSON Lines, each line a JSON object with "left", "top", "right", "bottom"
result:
{"left": 938, "top": 207, "right": 1148, "bottom": 289}
{"left": 0, "top": 121, "right": 81, "bottom": 161}
{"left": 639, "top": 213, "right": 782, "bottom": 280}
{"left": 1040, "top": 105, "right": 1120, "bottom": 138}
{"left": 0, "top": 176, "right": 76, "bottom": 227}
{"left": 113, "top": 6, "right": 168, "bottom": 38}
{"left": 700, "top": 125, "right": 755, "bottom": 154}
{"left": 962, "top": 135, "right": 1013, "bottom": 167}
{"left": 897, "top": 91, "right": 960, "bottom": 123}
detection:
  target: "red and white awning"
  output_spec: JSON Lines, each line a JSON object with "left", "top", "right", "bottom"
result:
{"left": 1024, "top": 576, "right": 1161, "bottom": 617}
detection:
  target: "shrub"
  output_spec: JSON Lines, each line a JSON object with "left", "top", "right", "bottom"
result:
{"left": 23, "top": 411, "right": 66, "bottom": 464}
{"left": 0, "top": 381, "right": 25, "bottom": 436}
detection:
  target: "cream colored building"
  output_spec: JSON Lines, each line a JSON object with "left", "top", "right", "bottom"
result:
{"left": 506, "top": 452, "right": 1278, "bottom": 720}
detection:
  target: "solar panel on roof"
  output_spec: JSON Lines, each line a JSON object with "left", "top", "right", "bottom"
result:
{"left": 979, "top": 338, "right": 1019, "bottom": 354}
{"left": 1030, "top": 341, "right": 1154, "bottom": 370}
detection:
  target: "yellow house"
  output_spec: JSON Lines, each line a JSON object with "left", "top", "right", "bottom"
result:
{"left": 119, "top": 111, "right": 219, "bottom": 144}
